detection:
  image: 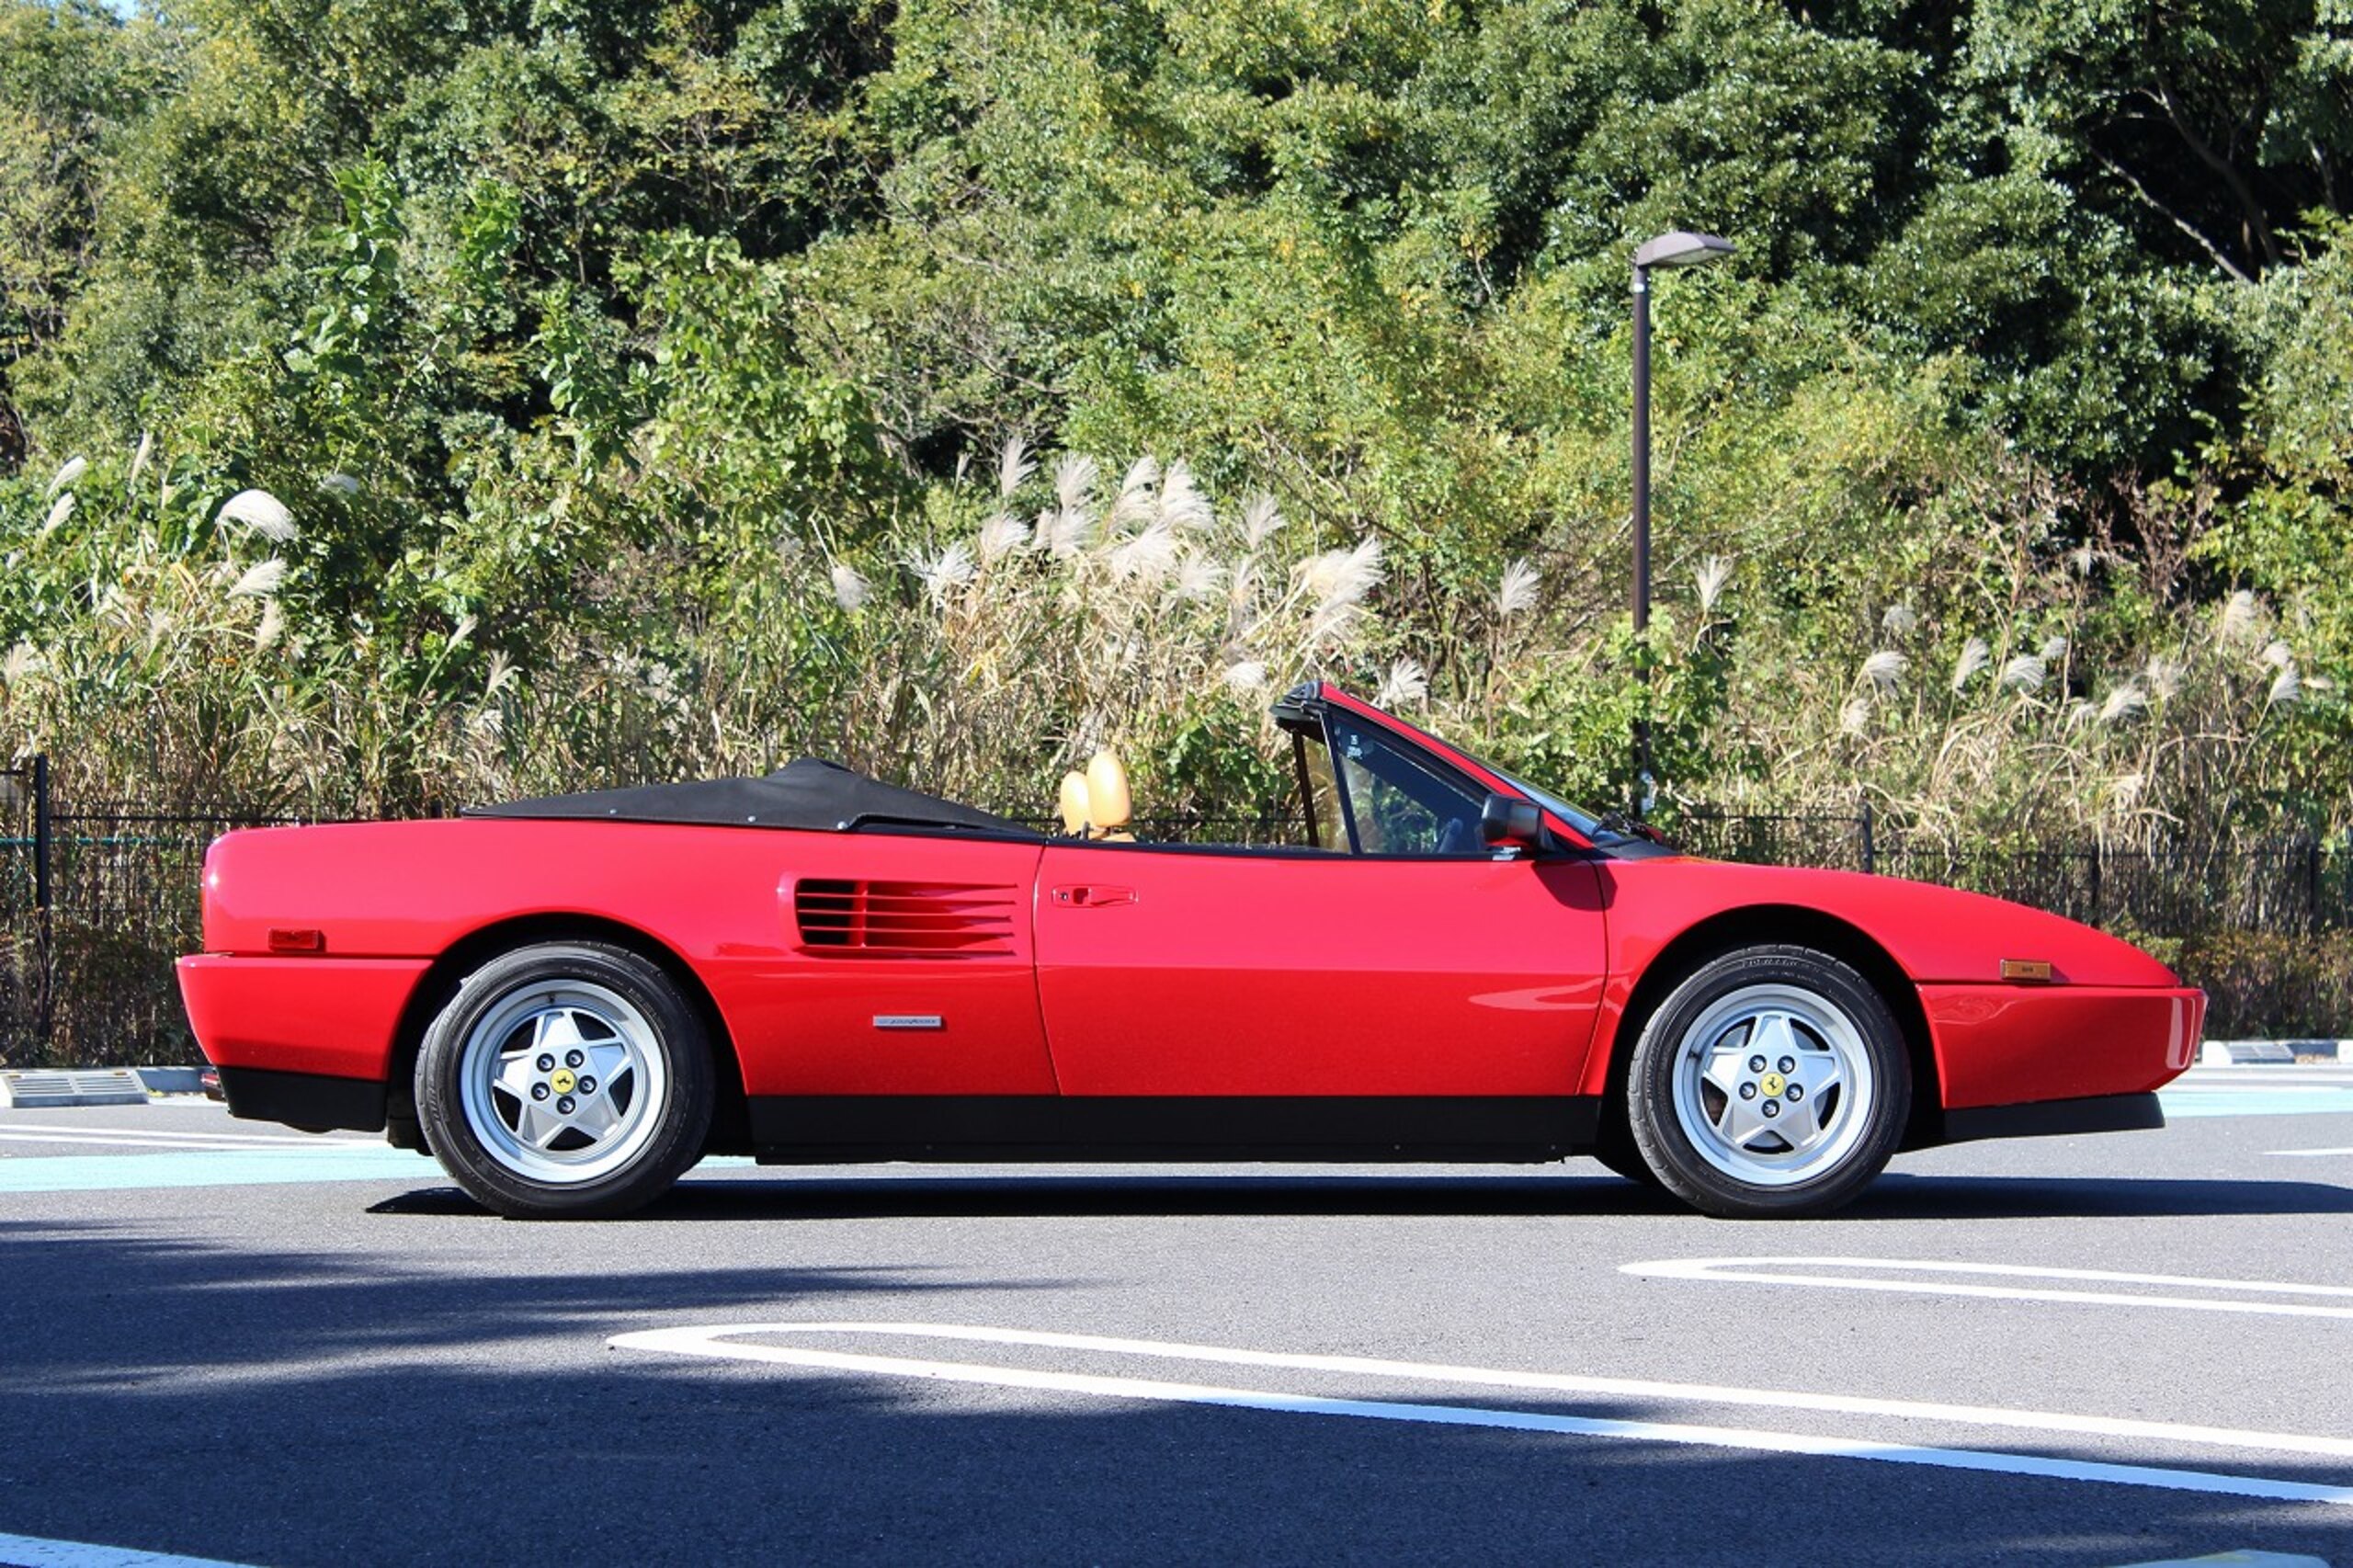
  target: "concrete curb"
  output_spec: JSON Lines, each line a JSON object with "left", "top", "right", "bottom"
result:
{"left": 2200, "top": 1038, "right": 2349, "bottom": 1066}
{"left": 0, "top": 1068, "right": 149, "bottom": 1108}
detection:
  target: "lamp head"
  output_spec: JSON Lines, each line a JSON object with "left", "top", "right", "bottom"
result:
{"left": 1633, "top": 231, "right": 1735, "bottom": 271}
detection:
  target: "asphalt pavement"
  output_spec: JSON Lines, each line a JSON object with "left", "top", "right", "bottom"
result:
{"left": 2, "top": 1063, "right": 2350, "bottom": 1566}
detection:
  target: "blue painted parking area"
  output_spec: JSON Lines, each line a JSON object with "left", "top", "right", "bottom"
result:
{"left": 2158, "top": 1064, "right": 2353, "bottom": 1119}
{"left": 0, "top": 1105, "right": 759, "bottom": 1193}
{"left": 0, "top": 1060, "right": 2344, "bottom": 1196}
{"left": 0, "top": 1144, "right": 436, "bottom": 1193}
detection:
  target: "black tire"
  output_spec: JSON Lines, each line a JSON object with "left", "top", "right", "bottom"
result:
{"left": 415, "top": 941, "right": 714, "bottom": 1219}
{"left": 1625, "top": 944, "right": 1909, "bottom": 1219}
{"left": 1590, "top": 1120, "right": 1664, "bottom": 1187}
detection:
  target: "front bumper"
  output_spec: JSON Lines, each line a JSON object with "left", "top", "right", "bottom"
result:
{"left": 1937, "top": 1090, "right": 2165, "bottom": 1146}
{"left": 1922, "top": 983, "right": 2204, "bottom": 1112}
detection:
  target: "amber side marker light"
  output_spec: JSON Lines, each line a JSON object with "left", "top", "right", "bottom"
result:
{"left": 267, "top": 928, "right": 327, "bottom": 954}
{"left": 2000, "top": 959, "right": 2053, "bottom": 983}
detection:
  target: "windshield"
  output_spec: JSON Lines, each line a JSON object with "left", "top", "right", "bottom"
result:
{"left": 1469, "top": 756, "right": 1635, "bottom": 845}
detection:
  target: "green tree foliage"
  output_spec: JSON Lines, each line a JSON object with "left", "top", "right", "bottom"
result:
{"left": 0, "top": 0, "right": 2345, "bottom": 841}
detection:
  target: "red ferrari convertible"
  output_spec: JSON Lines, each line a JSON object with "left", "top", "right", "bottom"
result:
{"left": 178, "top": 682, "right": 2202, "bottom": 1220}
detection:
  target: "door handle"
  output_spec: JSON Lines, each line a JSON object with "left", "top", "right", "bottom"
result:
{"left": 1051, "top": 884, "right": 1136, "bottom": 907}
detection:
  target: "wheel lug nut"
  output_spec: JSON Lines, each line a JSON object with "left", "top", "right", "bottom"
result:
{"left": 537, "top": 1054, "right": 554, "bottom": 1072}
{"left": 1763, "top": 1101, "right": 1780, "bottom": 1118}
{"left": 1739, "top": 1083, "right": 1758, "bottom": 1100}
{"left": 531, "top": 1084, "right": 550, "bottom": 1101}
{"left": 557, "top": 1096, "right": 575, "bottom": 1114}
{"left": 1749, "top": 1055, "right": 1766, "bottom": 1073}
{"left": 565, "top": 1050, "right": 585, "bottom": 1069}
{"left": 1779, "top": 1056, "right": 1795, "bottom": 1074}
{"left": 577, "top": 1075, "right": 597, "bottom": 1094}
{"left": 1787, "top": 1085, "right": 1803, "bottom": 1102}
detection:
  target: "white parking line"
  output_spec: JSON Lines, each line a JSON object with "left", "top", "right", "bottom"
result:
{"left": 0, "top": 1123, "right": 372, "bottom": 1145}
{"left": 609, "top": 1322, "right": 2353, "bottom": 1507}
{"left": 0, "top": 1528, "right": 255, "bottom": 1567}
{"left": 0, "top": 1131, "right": 369, "bottom": 1153}
{"left": 1622, "top": 1257, "right": 2353, "bottom": 1319}
{"left": 2270, "top": 1146, "right": 2353, "bottom": 1158}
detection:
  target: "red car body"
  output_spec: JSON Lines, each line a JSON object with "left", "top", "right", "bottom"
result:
{"left": 178, "top": 683, "right": 2201, "bottom": 1214}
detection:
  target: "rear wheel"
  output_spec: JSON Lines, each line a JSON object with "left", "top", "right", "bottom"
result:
{"left": 1625, "top": 944, "right": 1908, "bottom": 1218}
{"left": 415, "top": 941, "right": 713, "bottom": 1219}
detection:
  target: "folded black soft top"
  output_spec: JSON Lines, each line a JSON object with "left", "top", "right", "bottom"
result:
{"left": 464, "top": 756, "right": 1040, "bottom": 837}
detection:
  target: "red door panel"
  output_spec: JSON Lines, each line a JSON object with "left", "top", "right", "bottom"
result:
{"left": 1035, "top": 846, "right": 1607, "bottom": 1096}
{"left": 702, "top": 835, "right": 1057, "bottom": 1097}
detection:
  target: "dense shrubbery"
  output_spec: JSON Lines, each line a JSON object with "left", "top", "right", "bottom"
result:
{"left": 0, "top": 0, "right": 2347, "bottom": 854}
{"left": 2154, "top": 931, "right": 2353, "bottom": 1042}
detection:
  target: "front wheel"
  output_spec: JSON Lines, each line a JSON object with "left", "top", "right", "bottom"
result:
{"left": 415, "top": 941, "right": 714, "bottom": 1219}
{"left": 1625, "top": 945, "right": 1909, "bottom": 1218}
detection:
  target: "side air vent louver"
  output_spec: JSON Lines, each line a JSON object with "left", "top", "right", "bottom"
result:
{"left": 793, "top": 880, "right": 1019, "bottom": 957}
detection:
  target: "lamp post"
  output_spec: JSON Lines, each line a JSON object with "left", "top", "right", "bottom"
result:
{"left": 1630, "top": 229, "right": 1733, "bottom": 818}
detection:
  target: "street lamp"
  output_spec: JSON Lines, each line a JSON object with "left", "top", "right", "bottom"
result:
{"left": 1630, "top": 229, "right": 1733, "bottom": 818}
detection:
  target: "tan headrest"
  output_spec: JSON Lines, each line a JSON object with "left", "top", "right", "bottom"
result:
{"left": 1058, "top": 771, "right": 1091, "bottom": 835}
{"left": 1086, "top": 750, "right": 1131, "bottom": 830}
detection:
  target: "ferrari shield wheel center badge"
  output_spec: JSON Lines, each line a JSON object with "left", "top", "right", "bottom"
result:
{"left": 551, "top": 1068, "right": 577, "bottom": 1095}
{"left": 1759, "top": 1072, "right": 1787, "bottom": 1097}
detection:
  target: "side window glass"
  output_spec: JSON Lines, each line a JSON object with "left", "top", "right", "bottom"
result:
{"left": 1327, "top": 714, "right": 1486, "bottom": 856}
{"left": 1293, "top": 730, "right": 1349, "bottom": 852}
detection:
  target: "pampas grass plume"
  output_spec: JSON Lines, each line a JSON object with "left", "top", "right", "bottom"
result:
{"left": 1951, "top": 637, "right": 1990, "bottom": 691}
{"left": 830, "top": 562, "right": 868, "bottom": 611}
{"left": 997, "top": 435, "right": 1035, "bottom": 499}
{"left": 1376, "top": 657, "right": 1428, "bottom": 708}
{"left": 231, "top": 559, "right": 289, "bottom": 597}
{"left": 1496, "top": 558, "right": 1540, "bottom": 618}
{"left": 221, "top": 490, "right": 299, "bottom": 543}
{"left": 1694, "top": 555, "right": 1733, "bottom": 615}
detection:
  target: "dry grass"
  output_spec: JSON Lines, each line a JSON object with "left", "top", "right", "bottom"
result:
{"left": 0, "top": 442, "right": 2342, "bottom": 846}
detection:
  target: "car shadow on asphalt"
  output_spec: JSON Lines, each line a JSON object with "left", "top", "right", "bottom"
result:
{"left": 369, "top": 1171, "right": 1689, "bottom": 1221}
{"left": 1846, "top": 1170, "right": 2353, "bottom": 1221}
{"left": 364, "top": 1168, "right": 2353, "bottom": 1222}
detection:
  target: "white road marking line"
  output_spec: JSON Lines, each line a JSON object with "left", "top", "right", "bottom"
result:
{"left": 0, "top": 1528, "right": 256, "bottom": 1566}
{"left": 1623, "top": 1256, "right": 2353, "bottom": 1320}
{"left": 0, "top": 1131, "right": 372, "bottom": 1153}
{"left": 0, "top": 1131, "right": 287, "bottom": 1152}
{"left": 610, "top": 1322, "right": 2353, "bottom": 1508}
{"left": 2270, "top": 1146, "right": 2353, "bottom": 1158}
{"left": 0, "top": 1122, "right": 372, "bottom": 1145}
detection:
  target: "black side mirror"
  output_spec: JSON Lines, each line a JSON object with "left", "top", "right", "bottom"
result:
{"left": 1479, "top": 792, "right": 1552, "bottom": 852}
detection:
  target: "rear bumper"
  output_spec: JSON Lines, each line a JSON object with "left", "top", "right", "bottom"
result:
{"left": 216, "top": 1065, "right": 388, "bottom": 1132}
{"left": 176, "top": 954, "right": 428, "bottom": 1082}
{"left": 1921, "top": 983, "right": 2204, "bottom": 1110}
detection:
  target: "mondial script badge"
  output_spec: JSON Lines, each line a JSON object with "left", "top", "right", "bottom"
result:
{"left": 1760, "top": 1072, "right": 1787, "bottom": 1097}
{"left": 551, "top": 1069, "right": 577, "bottom": 1094}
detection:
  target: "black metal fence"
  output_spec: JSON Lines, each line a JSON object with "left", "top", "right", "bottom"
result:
{"left": 0, "top": 759, "right": 301, "bottom": 1069}
{"left": 1, "top": 759, "right": 2346, "bottom": 1069}
{"left": 0, "top": 758, "right": 44, "bottom": 1063}
{"left": 1670, "top": 806, "right": 2349, "bottom": 937}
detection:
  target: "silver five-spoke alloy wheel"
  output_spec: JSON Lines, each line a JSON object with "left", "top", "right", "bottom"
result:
{"left": 1670, "top": 982, "right": 1876, "bottom": 1187}
{"left": 417, "top": 940, "right": 716, "bottom": 1218}
{"left": 459, "top": 981, "right": 670, "bottom": 1185}
{"left": 1625, "top": 943, "right": 1909, "bottom": 1218}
